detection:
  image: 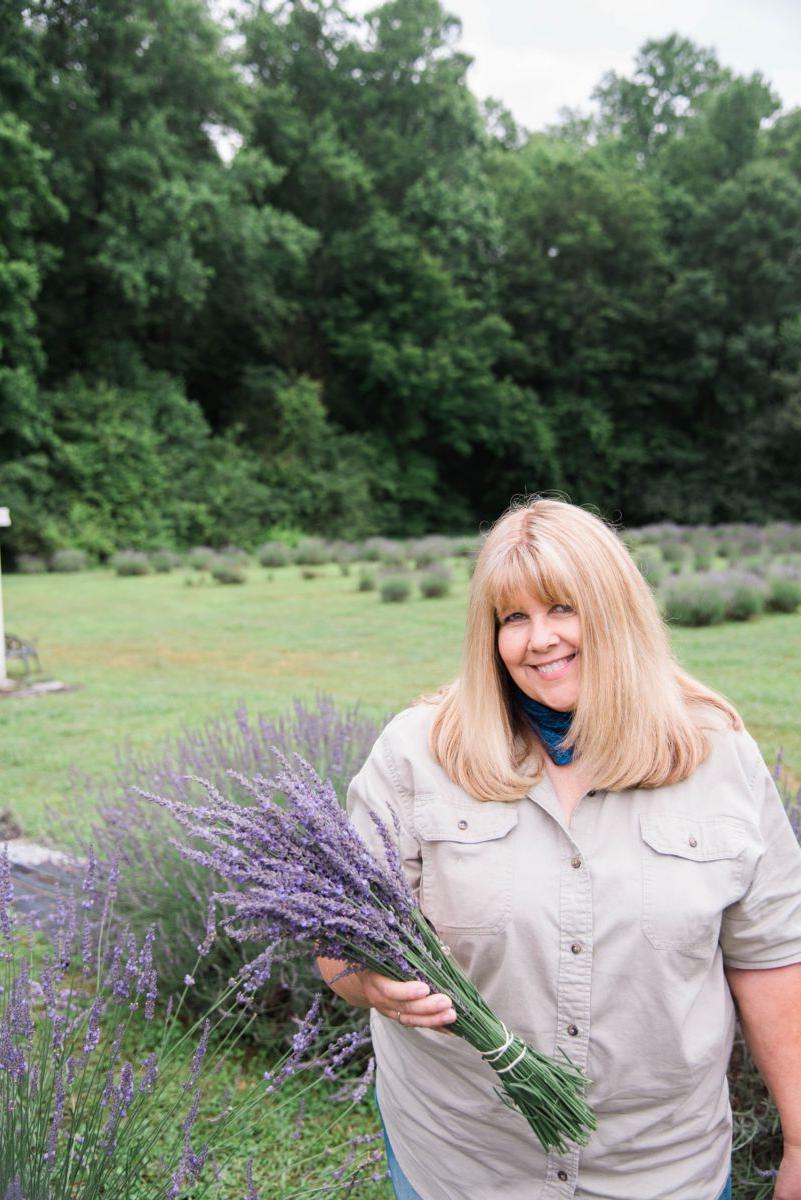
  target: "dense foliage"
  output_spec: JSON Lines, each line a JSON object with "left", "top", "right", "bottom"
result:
{"left": 2, "top": 2, "right": 801, "bottom": 557}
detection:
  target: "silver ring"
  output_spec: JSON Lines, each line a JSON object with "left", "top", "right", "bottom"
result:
{"left": 395, "top": 1010, "right": 402, "bottom": 1022}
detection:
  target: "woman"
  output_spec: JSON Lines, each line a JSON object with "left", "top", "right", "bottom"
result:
{"left": 318, "top": 498, "right": 801, "bottom": 1200}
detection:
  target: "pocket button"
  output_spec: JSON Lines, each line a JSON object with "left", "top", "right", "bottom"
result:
{"left": 688, "top": 836, "right": 698, "bottom": 847}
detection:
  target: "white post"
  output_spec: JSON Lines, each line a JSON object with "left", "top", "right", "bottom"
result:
{"left": 0, "top": 508, "right": 10, "bottom": 686}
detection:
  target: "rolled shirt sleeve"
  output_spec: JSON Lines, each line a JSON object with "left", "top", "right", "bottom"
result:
{"left": 720, "top": 736, "right": 801, "bottom": 969}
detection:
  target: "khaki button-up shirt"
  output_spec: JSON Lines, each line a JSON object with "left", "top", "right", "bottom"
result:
{"left": 346, "top": 702, "right": 801, "bottom": 1200}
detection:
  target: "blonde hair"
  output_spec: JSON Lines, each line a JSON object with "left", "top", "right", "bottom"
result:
{"left": 430, "top": 497, "right": 741, "bottom": 800}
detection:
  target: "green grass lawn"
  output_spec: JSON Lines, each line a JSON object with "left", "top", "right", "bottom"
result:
{"left": 2, "top": 562, "right": 800, "bottom": 839}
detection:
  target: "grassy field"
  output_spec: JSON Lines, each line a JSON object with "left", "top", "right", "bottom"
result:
{"left": 1, "top": 561, "right": 794, "bottom": 1200}
{"left": 2, "top": 562, "right": 800, "bottom": 838}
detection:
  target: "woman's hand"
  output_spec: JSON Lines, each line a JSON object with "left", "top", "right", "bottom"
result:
{"left": 775, "top": 1145, "right": 801, "bottom": 1200}
{"left": 359, "top": 969, "right": 458, "bottom": 1030}
{"left": 316, "top": 957, "right": 457, "bottom": 1031}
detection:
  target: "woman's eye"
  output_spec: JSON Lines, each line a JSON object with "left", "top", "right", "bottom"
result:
{"left": 552, "top": 603, "right": 575, "bottom": 614}
{"left": 501, "top": 612, "right": 526, "bottom": 623}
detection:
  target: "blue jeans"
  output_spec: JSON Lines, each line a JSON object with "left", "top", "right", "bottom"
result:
{"left": 379, "top": 1108, "right": 733, "bottom": 1200}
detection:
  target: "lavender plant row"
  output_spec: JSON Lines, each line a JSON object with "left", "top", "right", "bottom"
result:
{"left": 148, "top": 760, "right": 597, "bottom": 1154}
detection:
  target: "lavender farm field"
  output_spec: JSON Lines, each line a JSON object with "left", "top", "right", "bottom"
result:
{"left": 1, "top": 562, "right": 800, "bottom": 839}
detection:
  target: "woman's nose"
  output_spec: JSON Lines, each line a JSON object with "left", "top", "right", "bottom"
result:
{"left": 527, "top": 617, "right": 559, "bottom": 652}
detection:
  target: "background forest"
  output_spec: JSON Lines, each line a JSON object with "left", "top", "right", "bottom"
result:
{"left": 3, "top": 0, "right": 801, "bottom": 558}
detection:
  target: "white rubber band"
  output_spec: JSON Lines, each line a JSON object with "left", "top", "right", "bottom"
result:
{"left": 481, "top": 1025, "right": 513, "bottom": 1063}
{"left": 495, "top": 1044, "right": 527, "bottom": 1075}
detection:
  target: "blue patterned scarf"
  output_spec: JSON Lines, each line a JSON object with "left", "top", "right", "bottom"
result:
{"left": 513, "top": 684, "right": 575, "bottom": 765}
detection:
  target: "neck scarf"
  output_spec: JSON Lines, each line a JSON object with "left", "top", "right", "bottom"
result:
{"left": 513, "top": 684, "right": 575, "bottom": 765}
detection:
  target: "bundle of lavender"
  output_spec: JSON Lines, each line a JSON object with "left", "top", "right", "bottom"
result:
{"left": 147, "top": 759, "right": 597, "bottom": 1154}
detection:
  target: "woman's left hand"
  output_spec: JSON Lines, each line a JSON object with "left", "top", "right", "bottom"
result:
{"left": 775, "top": 1145, "right": 801, "bottom": 1200}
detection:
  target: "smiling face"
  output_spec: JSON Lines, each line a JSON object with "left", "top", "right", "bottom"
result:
{"left": 496, "top": 593, "right": 581, "bottom": 713}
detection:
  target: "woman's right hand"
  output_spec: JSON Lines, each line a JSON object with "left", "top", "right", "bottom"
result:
{"left": 359, "top": 968, "right": 458, "bottom": 1030}
{"left": 316, "top": 957, "right": 457, "bottom": 1031}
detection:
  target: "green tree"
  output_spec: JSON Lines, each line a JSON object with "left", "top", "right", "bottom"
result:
{"left": 0, "top": 2, "right": 65, "bottom": 542}
{"left": 490, "top": 135, "right": 667, "bottom": 510}
{"left": 238, "top": 0, "right": 545, "bottom": 529}
{"left": 24, "top": 0, "right": 245, "bottom": 381}
{"left": 592, "top": 33, "right": 730, "bottom": 159}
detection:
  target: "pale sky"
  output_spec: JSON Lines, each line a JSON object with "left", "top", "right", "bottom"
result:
{"left": 347, "top": 0, "right": 801, "bottom": 132}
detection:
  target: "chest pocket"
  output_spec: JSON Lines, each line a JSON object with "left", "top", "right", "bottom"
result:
{"left": 640, "top": 813, "right": 748, "bottom": 958}
{"left": 414, "top": 798, "right": 518, "bottom": 934}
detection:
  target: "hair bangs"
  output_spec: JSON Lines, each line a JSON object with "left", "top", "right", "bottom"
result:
{"left": 488, "top": 539, "right": 579, "bottom": 618}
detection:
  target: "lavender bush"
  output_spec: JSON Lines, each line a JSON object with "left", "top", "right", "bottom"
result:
{"left": 379, "top": 575, "right": 411, "bottom": 603}
{"left": 713, "top": 571, "right": 768, "bottom": 621}
{"left": 150, "top": 549, "right": 183, "bottom": 573}
{"left": 16, "top": 555, "right": 47, "bottom": 575}
{"left": 49, "top": 549, "right": 88, "bottom": 573}
{"left": 327, "top": 541, "right": 360, "bottom": 575}
{"left": 64, "top": 699, "right": 382, "bottom": 1047}
{"left": 661, "top": 574, "right": 727, "bottom": 626}
{"left": 210, "top": 556, "right": 248, "bottom": 585}
{"left": 257, "top": 541, "right": 291, "bottom": 568}
{"left": 0, "top": 847, "right": 237, "bottom": 1199}
{"left": 148, "top": 758, "right": 597, "bottom": 1155}
{"left": 111, "top": 550, "right": 151, "bottom": 576}
{"left": 363, "top": 538, "right": 406, "bottom": 568}
{"left": 410, "top": 536, "right": 453, "bottom": 569}
{"left": 0, "top": 846, "right": 385, "bottom": 1200}
{"left": 766, "top": 566, "right": 801, "bottom": 613}
{"left": 419, "top": 564, "right": 452, "bottom": 598}
{"left": 187, "top": 546, "right": 215, "bottom": 571}
{"left": 630, "top": 545, "right": 665, "bottom": 590}
{"left": 294, "top": 538, "right": 330, "bottom": 566}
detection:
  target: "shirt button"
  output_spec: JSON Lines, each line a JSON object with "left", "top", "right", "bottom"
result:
{"left": 457, "top": 820, "right": 468, "bottom": 830}
{"left": 688, "top": 835, "right": 698, "bottom": 847}
{"left": 571, "top": 855, "right": 582, "bottom": 869}
{"left": 570, "top": 942, "right": 583, "bottom": 954}
{"left": 557, "top": 1170, "right": 568, "bottom": 1181}
{"left": 567, "top": 1024, "right": 579, "bottom": 1036}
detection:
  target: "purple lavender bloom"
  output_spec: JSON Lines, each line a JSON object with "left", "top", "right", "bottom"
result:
{"left": 139, "top": 1051, "right": 158, "bottom": 1093}
{"left": 118, "top": 1062, "right": 135, "bottom": 1117}
{"left": 82, "top": 998, "right": 104, "bottom": 1057}
{"left": 43, "top": 1070, "right": 65, "bottom": 1166}
{"left": 244, "top": 1159, "right": 260, "bottom": 1200}
{"left": 184, "top": 1019, "right": 210, "bottom": 1092}
{"left": 0, "top": 846, "right": 14, "bottom": 943}
{"left": 82, "top": 845, "right": 98, "bottom": 910}
{"left": 3, "top": 1177, "right": 24, "bottom": 1200}
{"left": 146, "top": 757, "right": 422, "bottom": 988}
{"left": 9, "top": 959, "right": 34, "bottom": 1039}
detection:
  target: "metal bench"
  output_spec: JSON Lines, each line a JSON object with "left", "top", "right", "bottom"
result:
{"left": 5, "top": 634, "right": 41, "bottom": 677}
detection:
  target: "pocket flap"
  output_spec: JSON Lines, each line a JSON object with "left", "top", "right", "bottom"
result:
{"left": 639, "top": 814, "right": 745, "bottom": 862}
{"left": 415, "top": 799, "right": 518, "bottom": 844}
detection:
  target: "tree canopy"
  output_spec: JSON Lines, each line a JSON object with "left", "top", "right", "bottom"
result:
{"left": 2, "top": 1, "right": 800, "bottom": 555}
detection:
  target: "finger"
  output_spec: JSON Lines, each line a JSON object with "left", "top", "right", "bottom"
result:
{"left": 401, "top": 992, "right": 455, "bottom": 1017}
{"left": 368, "top": 976, "right": 431, "bottom": 1003}
{"left": 396, "top": 1006, "right": 458, "bottom": 1029}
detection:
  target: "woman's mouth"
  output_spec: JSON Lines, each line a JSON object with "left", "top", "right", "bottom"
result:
{"left": 530, "top": 652, "right": 578, "bottom": 677}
